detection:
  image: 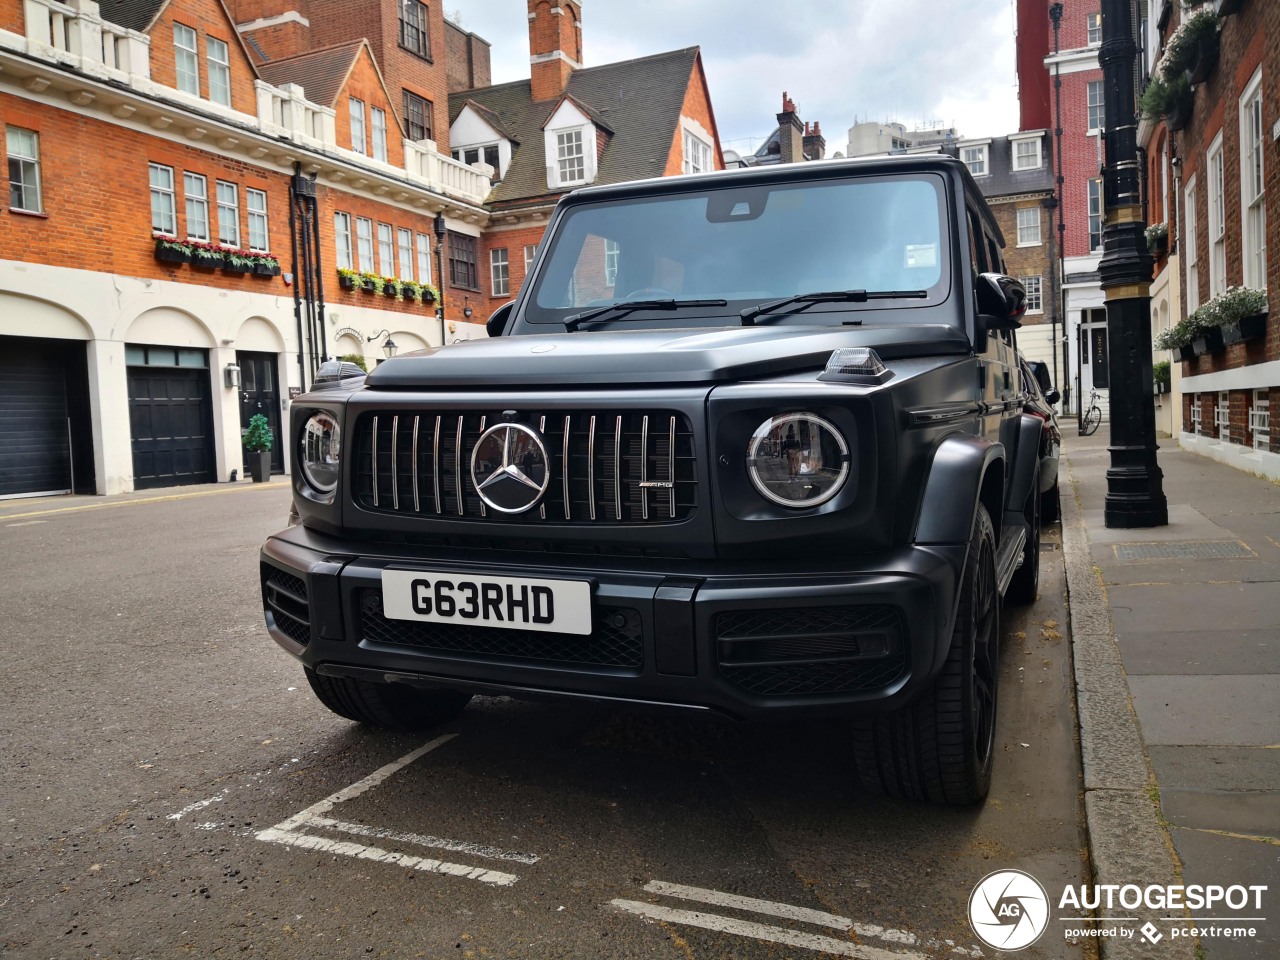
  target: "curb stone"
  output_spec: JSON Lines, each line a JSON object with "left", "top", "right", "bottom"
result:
{"left": 1061, "top": 456, "right": 1196, "bottom": 960}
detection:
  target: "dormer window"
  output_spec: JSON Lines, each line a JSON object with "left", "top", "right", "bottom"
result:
{"left": 961, "top": 144, "right": 989, "bottom": 177}
{"left": 1012, "top": 136, "right": 1042, "bottom": 171}
{"left": 557, "top": 129, "right": 586, "bottom": 183}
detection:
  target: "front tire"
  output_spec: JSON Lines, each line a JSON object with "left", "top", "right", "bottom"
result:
{"left": 305, "top": 668, "right": 472, "bottom": 731}
{"left": 853, "top": 504, "right": 1000, "bottom": 805}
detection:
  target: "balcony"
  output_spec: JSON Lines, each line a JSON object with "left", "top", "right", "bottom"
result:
{"left": 19, "top": 0, "right": 150, "bottom": 82}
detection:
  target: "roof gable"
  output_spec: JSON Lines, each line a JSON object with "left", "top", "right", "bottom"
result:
{"left": 258, "top": 40, "right": 364, "bottom": 108}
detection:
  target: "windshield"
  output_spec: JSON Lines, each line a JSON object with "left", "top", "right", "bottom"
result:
{"left": 523, "top": 172, "right": 951, "bottom": 326}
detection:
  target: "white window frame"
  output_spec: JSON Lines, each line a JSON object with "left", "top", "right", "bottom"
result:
{"left": 1088, "top": 178, "right": 1103, "bottom": 252}
{"left": 397, "top": 227, "right": 414, "bottom": 280}
{"left": 1012, "top": 137, "right": 1042, "bottom": 171}
{"left": 682, "top": 130, "right": 712, "bottom": 175}
{"left": 8, "top": 126, "right": 43, "bottom": 213}
{"left": 1216, "top": 391, "right": 1231, "bottom": 442}
{"left": 149, "top": 162, "right": 176, "bottom": 234}
{"left": 1240, "top": 70, "right": 1266, "bottom": 290}
{"left": 1191, "top": 395, "right": 1202, "bottom": 435}
{"left": 1016, "top": 207, "right": 1042, "bottom": 247}
{"left": 524, "top": 243, "right": 537, "bottom": 275}
{"left": 247, "top": 188, "right": 269, "bottom": 252}
{"left": 334, "top": 212, "right": 353, "bottom": 270}
{"left": 1185, "top": 175, "right": 1199, "bottom": 312}
{"left": 556, "top": 128, "right": 586, "bottom": 184}
{"left": 960, "top": 144, "right": 988, "bottom": 177}
{"left": 1251, "top": 390, "right": 1270, "bottom": 451}
{"left": 416, "top": 232, "right": 432, "bottom": 285}
{"left": 371, "top": 107, "right": 388, "bottom": 163}
{"left": 1087, "top": 12, "right": 1102, "bottom": 45}
{"left": 350, "top": 97, "right": 366, "bottom": 154}
{"left": 1207, "top": 132, "right": 1226, "bottom": 298}
{"left": 216, "top": 180, "right": 239, "bottom": 247}
{"left": 207, "top": 36, "right": 231, "bottom": 107}
{"left": 174, "top": 23, "right": 200, "bottom": 97}
{"left": 490, "top": 247, "right": 509, "bottom": 297}
{"left": 1087, "top": 80, "right": 1104, "bottom": 134}
{"left": 376, "top": 222, "right": 394, "bottom": 275}
{"left": 604, "top": 238, "right": 620, "bottom": 287}
{"left": 1022, "top": 275, "right": 1043, "bottom": 313}
{"left": 355, "top": 216, "right": 374, "bottom": 273}
{"left": 184, "top": 171, "right": 209, "bottom": 241}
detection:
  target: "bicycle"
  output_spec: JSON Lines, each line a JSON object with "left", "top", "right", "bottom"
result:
{"left": 1079, "top": 388, "right": 1102, "bottom": 436}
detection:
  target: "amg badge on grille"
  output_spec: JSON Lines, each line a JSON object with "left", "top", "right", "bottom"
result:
{"left": 470, "top": 422, "right": 551, "bottom": 514}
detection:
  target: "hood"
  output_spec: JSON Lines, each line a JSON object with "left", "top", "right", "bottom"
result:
{"left": 365, "top": 323, "right": 971, "bottom": 389}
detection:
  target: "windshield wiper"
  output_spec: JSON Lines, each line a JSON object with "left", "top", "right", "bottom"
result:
{"left": 563, "top": 298, "right": 728, "bottom": 332}
{"left": 740, "top": 289, "right": 929, "bottom": 325}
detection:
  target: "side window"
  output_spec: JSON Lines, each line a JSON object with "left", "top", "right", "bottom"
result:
{"left": 986, "top": 234, "right": 1002, "bottom": 274}
{"left": 965, "top": 207, "right": 986, "bottom": 277}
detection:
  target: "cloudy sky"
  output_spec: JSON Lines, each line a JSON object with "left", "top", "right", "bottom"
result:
{"left": 450, "top": 0, "right": 1021, "bottom": 157}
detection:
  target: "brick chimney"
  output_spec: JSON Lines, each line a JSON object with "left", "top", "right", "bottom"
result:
{"left": 226, "top": 0, "right": 310, "bottom": 62}
{"left": 776, "top": 91, "right": 804, "bottom": 164}
{"left": 803, "top": 121, "right": 826, "bottom": 161}
{"left": 528, "top": 0, "right": 583, "bottom": 102}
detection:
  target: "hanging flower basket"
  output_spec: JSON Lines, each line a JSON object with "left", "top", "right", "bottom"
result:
{"left": 361, "top": 276, "right": 379, "bottom": 293}
{"left": 383, "top": 280, "right": 401, "bottom": 298}
{"left": 338, "top": 271, "right": 358, "bottom": 290}
{"left": 1188, "top": 30, "right": 1220, "bottom": 85}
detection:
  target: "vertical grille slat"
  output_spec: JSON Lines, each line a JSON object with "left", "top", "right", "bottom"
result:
{"left": 356, "top": 408, "right": 695, "bottom": 525}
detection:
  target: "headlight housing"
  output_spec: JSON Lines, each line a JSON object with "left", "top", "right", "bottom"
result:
{"left": 746, "top": 413, "right": 849, "bottom": 508}
{"left": 300, "top": 411, "right": 341, "bottom": 495}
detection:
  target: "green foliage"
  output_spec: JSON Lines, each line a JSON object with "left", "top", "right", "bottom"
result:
{"left": 419, "top": 283, "right": 439, "bottom": 302}
{"left": 1211, "top": 286, "right": 1268, "bottom": 325}
{"left": 243, "top": 413, "right": 274, "bottom": 452}
{"left": 400, "top": 279, "right": 423, "bottom": 301}
{"left": 1161, "top": 7, "right": 1218, "bottom": 78}
{"left": 1139, "top": 71, "right": 1192, "bottom": 120}
{"left": 336, "top": 353, "right": 368, "bottom": 371}
{"left": 1153, "top": 359, "right": 1171, "bottom": 387}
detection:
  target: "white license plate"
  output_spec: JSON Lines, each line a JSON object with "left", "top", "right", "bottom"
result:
{"left": 380, "top": 570, "right": 593, "bottom": 635}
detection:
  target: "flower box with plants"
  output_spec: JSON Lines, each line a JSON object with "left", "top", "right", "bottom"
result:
{"left": 222, "top": 249, "right": 255, "bottom": 274}
{"left": 399, "top": 279, "right": 423, "bottom": 302}
{"left": 1145, "top": 222, "right": 1169, "bottom": 257}
{"left": 188, "top": 241, "right": 225, "bottom": 269}
{"left": 419, "top": 283, "right": 439, "bottom": 304}
{"left": 382, "top": 277, "right": 401, "bottom": 299}
{"left": 361, "top": 273, "right": 382, "bottom": 294}
{"left": 1163, "top": 6, "right": 1220, "bottom": 83}
{"left": 1153, "top": 359, "right": 1171, "bottom": 395}
{"left": 337, "top": 268, "right": 360, "bottom": 291}
{"left": 1214, "top": 286, "right": 1268, "bottom": 346}
{"left": 153, "top": 235, "right": 191, "bottom": 264}
{"left": 1140, "top": 71, "right": 1194, "bottom": 131}
{"left": 243, "top": 413, "right": 275, "bottom": 483}
{"left": 250, "top": 253, "right": 281, "bottom": 276}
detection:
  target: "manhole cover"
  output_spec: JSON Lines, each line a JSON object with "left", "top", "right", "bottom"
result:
{"left": 1112, "top": 540, "right": 1253, "bottom": 561}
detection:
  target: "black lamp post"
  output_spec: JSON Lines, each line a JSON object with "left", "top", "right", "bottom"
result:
{"left": 433, "top": 212, "right": 447, "bottom": 346}
{"left": 1098, "top": 0, "right": 1168, "bottom": 527}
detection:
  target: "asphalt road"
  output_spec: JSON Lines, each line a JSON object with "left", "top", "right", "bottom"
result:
{"left": 1, "top": 482, "right": 1086, "bottom": 959}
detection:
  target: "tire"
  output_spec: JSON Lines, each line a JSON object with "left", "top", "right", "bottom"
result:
{"left": 852, "top": 504, "right": 1000, "bottom": 805}
{"left": 1006, "top": 462, "right": 1041, "bottom": 606}
{"left": 305, "top": 668, "right": 472, "bottom": 731}
{"left": 1041, "top": 480, "right": 1060, "bottom": 525}
{"left": 1081, "top": 406, "right": 1102, "bottom": 437}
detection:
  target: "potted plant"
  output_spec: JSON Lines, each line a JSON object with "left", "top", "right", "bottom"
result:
{"left": 252, "top": 254, "right": 281, "bottom": 277}
{"left": 1161, "top": 6, "right": 1219, "bottom": 80}
{"left": 1188, "top": 304, "right": 1225, "bottom": 356}
{"left": 1145, "top": 222, "right": 1169, "bottom": 257}
{"left": 189, "top": 241, "right": 225, "bottom": 269}
{"left": 337, "top": 267, "right": 360, "bottom": 290}
{"left": 243, "top": 413, "right": 274, "bottom": 483}
{"left": 361, "top": 272, "right": 382, "bottom": 294}
{"left": 222, "top": 249, "right": 254, "bottom": 274}
{"left": 1153, "top": 359, "right": 1171, "bottom": 395}
{"left": 1214, "top": 286, "right": 1269, "bottom": 345}
{"left": 419, "top": 283, "right": 439, "bottom": 304}
{"left": 153, "top": 235, "right": 191, "bottom": 264}
{"left": 382, "top": 277, "right": 401, "bottom": 298}
{"left": 400, "top": 279, "right": 423, "bottom": 302}
{"left": 1155, "top": 314, "right": 1198, "bottom": 362}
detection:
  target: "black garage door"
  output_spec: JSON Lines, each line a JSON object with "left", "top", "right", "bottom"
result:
{"left": 128, "top": 347, "right": 215, "bottom": 490}
{"left": 0, "top": 337, "right": 93, "bottom": 499}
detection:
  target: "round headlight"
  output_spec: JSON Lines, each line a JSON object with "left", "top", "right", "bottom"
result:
{"left": 747, "top": 413, "right": 849, "bottom": 508}
{"left": 300, "top": 411, "right": 341, "bottom": 494}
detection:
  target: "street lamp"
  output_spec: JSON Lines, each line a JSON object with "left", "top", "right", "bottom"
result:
{"left": 433, "top": 212, "right": 447, "bottom": 345}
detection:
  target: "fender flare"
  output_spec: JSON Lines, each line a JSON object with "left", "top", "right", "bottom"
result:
{"left": 1005, "top": 413, "right": 1046, "bottom": 517}
{"left": 913, "top": 434, "right": 1005, "bottom": 545}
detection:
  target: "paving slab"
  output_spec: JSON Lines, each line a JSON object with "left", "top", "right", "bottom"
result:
{"left": 1166, "top": 828, "right": 1279, "bottom": 960}
{"left": 1160, "top": 788, "right": 1280, "bottom": 835}
{"left": 1127, "top": 675, "right": 1280, "bottom": 746}
{"left": 1109, "top": 628, "right": 1278, "bottom": 676}
{"left": 1148, "top": 745, "right": 1280, "bottom": 793}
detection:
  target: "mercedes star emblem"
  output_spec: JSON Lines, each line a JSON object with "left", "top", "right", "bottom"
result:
{"left": 470, "top": 422, "right": 551, "bottom": 514}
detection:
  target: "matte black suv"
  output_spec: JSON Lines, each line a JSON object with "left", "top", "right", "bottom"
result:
{"left": 261, "top": 155, "right": 1046, "bottom": 805}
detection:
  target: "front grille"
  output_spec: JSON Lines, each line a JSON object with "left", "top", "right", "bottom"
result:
{"left": 264, "top": 564, "right": 311, "bottom": 646}
{"left": 354, "top": 410, "right": 696, "bottom": 524}
{"left": 715, "top": 606, "right": 906, "bottom": 698}
{"left": 357, "top": 590, "right": 644, "bottom": 670}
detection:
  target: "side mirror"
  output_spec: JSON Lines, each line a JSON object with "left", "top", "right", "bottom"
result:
{"left": 976, "top": 273, "right": 1027, "bottom": 331}
{"left": 486, "top": 301, "right": 515, "bottom": 338}
{"left": 1044, "top": 388, "right": 1061, "bottom": 405}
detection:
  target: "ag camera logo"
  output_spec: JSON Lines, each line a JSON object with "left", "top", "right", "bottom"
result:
{"left": 969, "top": 869, "right": 1050, "bottom": 951}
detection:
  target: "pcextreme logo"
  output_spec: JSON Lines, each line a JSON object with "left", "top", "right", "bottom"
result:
{"left": 968, "top": 870, "right": 1050, "bottom": 951}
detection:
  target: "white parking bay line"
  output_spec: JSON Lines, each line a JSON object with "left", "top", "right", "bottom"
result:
{"left": 305, "top": 815, "right": 540, "bottom": 864}
{"left": 257, "top": 828, "right": 519, "bottom": 886}
{"left": 610, "top": 901, "right": 929, "bottom": 960}
{"left": 254, "top": 734, "right": 525, "bottom": 887}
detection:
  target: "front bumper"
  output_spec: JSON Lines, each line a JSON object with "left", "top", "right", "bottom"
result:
{"left": 260, "top": 524, "right": 965, "bottom": 721}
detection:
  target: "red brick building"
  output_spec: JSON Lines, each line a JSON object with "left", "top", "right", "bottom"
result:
{"left": 0, "top": 0, "right": 724, "bottom": 498}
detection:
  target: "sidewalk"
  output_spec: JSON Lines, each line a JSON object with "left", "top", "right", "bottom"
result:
{"left": 1062, "top": 424, "right": 1280, "bottom": 959}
